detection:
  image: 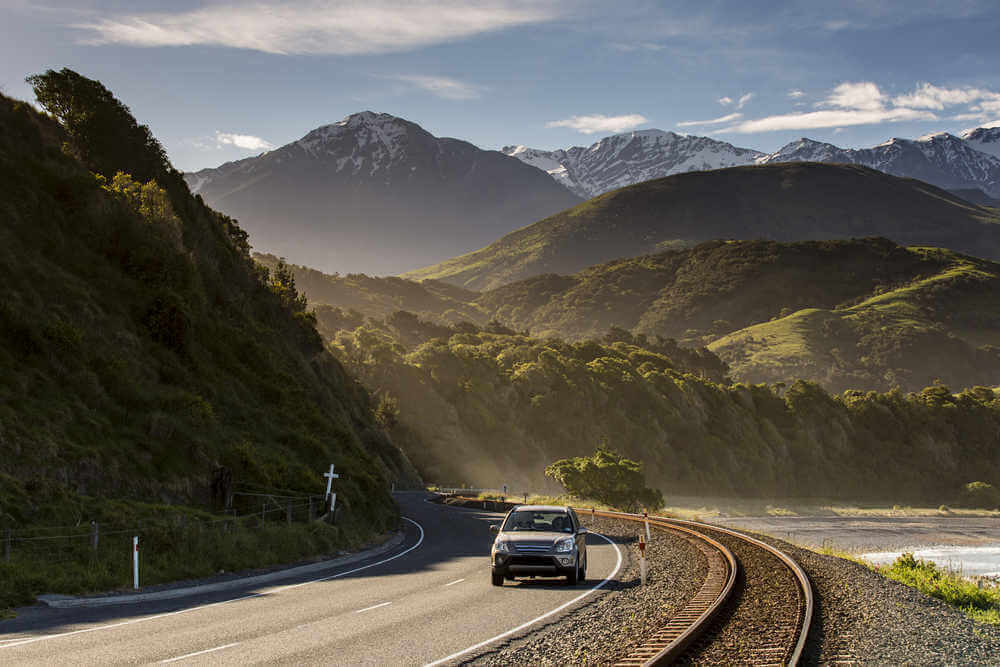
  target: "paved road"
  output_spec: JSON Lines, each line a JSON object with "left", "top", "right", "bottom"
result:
{"left": 0, "top": 493, "right": 623, "bottom": 665}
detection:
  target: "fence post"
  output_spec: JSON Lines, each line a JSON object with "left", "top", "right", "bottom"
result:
{"left": 286, "top": 501, "right": 292, "bottom": 525}
{"left": 91, "top": 521, "right": 99, "bottom": 552}
{"left": 4, "top": 528, "right": 10, "bottom": 562}
{"left": 133, "top": 536, "right": 139, "bottom": 590}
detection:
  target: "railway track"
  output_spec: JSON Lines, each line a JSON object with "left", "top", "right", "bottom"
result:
{"left": 445, "top": 496, "right": 812, "bottom": 665}
{"left": 586, "top": 509, "right": 813, "bottom": 666}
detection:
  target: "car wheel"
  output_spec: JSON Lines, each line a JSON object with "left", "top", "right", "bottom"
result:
{"left": 491, "top": 571, "right": 504, "bottom": 586}
{"left": 566, "top": 559, "right": 578, "bottom": 585}
{"left": 578, "top": 558, "right": 586, "bottom": 583}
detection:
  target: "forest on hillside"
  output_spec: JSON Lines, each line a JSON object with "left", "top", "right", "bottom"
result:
{"left": 320, "top": 310, "right": 1000, "bottom": 504}
{"left": 0, "top": 72, "right": 415, "bottom": 534}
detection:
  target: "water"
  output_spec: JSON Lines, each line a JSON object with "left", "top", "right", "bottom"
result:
{"left": 861, "top": 544, "right": 1000, "bottom": 577}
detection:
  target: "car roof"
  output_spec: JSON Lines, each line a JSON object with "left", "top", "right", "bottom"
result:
{"left": 510, "top": 505, "right": 570, "bottom": 512}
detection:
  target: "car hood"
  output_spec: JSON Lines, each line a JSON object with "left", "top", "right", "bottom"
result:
{"left": 502, "top": 531, "right": 572, "bottom": 544}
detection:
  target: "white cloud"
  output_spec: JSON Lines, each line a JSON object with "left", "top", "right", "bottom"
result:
{"left": 893, "top": 82, "right": 998, "bottom": 110}
{"left": 822, "top": 81, "right": 886, "bottom": 111}
{"left": 392, "top": 74, "right": 483, "bottom": 100}
{"left": 73, "top": 1, "right": 557, "bottom": 55}
{"left": 546, "top": 113, "right": 648, "bottom": 134}
{"left": 677, "top": 112, "right": 743, "bottom": 127}
{"left": 737, "top": 92, "right": 754, "bottom": 109}
{"left": 609, "top": 41, "right": 664, "bottom": 52}
{"left": 788, "top": 89, "right": 805, "bottom": 99}
{"left": 718, "top": 107, "right": 937, "bottom": 134}
{"left": 718, "top": 96, "right": 733, "bottom": 106}
{"left": 215, "top": 132, "right": 275, "bottom": 151}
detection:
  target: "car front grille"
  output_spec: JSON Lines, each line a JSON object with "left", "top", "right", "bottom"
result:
{"left": 513, "top": 542, "right": 551, "bottom": 554}
{"left": 509, "top": 555, "right": 553, "bottom": 566}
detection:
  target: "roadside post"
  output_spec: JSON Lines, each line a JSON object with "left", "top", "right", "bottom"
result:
{"left": 644, "top": 510, "right": 651, "bottom": 543}
{"left": 324, "top": 464, "right": 340, "bottom": 524}
{"left": 638, "top": 533, "right": 647, "bottom": 586}
{"left": 133, "top": 536, "right": 139, "bottom": 590}
{"left": 91, "top": 521, "right": 99, "bottom": 552}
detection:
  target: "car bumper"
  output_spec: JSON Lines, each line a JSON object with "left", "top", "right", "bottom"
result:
{"left": 492, "top": 553, "right": 576, "bottom": 576}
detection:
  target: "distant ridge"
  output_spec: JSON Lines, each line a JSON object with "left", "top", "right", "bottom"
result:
{"left": 404, "top": 162, "right": 1000, "bottom": 290}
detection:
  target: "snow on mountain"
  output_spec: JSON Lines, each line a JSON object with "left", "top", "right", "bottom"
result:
{"left": 758, "top": 132, "right": 1000, "bottom": 198}
{"left": 963, "top": 126, "right": 1000, "bottom": 161}
{"left": 503, "top": 130, "right": 765, "bottom": 198}
{"left": 182, "top": 111, "right": 581, "bottom": 275}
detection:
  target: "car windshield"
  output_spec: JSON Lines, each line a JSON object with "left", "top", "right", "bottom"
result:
{"left": 502, "top": 510, "right": 573, "bottom": 532}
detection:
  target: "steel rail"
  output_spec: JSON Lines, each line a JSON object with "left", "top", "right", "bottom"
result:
{"left": 445, "top": 495, "right": 812, "bottom": 666}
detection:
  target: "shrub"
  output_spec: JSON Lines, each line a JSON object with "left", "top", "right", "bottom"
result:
{"left": 956, "top": 481, "right": 1000, "bottom": 509}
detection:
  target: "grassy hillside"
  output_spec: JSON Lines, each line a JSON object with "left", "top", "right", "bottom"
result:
{"left": 403, "top": 162, "right": 1000, "bottom": 290}
{"left": 0, "top": 76, "right": 417, "bottom": 543}
{"left": 710, "top": 247, "right": 1000, "bottom": 392}
{"left": 272, "top": 238, "right": 1000, "bottom": 393}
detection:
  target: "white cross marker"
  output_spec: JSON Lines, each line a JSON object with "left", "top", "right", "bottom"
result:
{"left": 324, "top": 464, "right": 340, "bottom": 500}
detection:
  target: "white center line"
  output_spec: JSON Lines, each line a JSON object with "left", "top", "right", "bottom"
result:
{"left": 160, "top": 642, "right": 240, "bottom": 663}
{"left": 444, "top": 578, "right": 465, "bottom": 587}
{"left": 355, "top": 601, "right": 392, "bottom": 614}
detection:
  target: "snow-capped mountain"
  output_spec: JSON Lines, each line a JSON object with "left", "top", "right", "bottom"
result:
{"left": 758, "top": 132, "right": 1000, "bottom": 197}
{"left": 963, "top": 126, "right": 1000, "bottom": 161}
{"left": 502, "top": 130, "right": 765, "bottom": 199}
{"left": 505, "top": 126, "right": 1000, "bottom": 201}
{"left": 184, "top": 112, "right": 580, "bottom": 275}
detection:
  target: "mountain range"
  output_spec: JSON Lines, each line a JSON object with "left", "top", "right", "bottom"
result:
{"left": 405, "top": 162, "right": 1000, "bottom": 290}
{"left": 504, "top": 127, "right": 1000, "bottom": 201}
{"left": 186, "top": 113, "right": 1000, "bottom": 278}
{"left": 185, "top": 112, "right": 580, "bottom": 275}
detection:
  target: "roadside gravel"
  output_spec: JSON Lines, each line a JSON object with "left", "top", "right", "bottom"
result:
{"left": 468, "top": 515, "right": 707, "bottom": 665}
{"left": 752, "top": 533, "right": 1000, "bottom": 664}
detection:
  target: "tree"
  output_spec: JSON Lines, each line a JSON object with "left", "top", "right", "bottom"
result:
{"left": 545, "top": 445, "right": 663, "bottom": 512}
{"left": 27, "top": 68, "right": 170, "bottom": 185}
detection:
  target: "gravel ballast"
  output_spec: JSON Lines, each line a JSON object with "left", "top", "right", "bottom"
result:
{"left": 751, "top": 534, "right": 1000, "bottom": 664}
{"left": 468, "top": 515, "right": 708, "bottom": 665}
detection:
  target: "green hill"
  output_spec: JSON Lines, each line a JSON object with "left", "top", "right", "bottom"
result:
{"left": 403, "top": 162, "right": 1000, "bottom": 290}
{"left": 0, "top": 74, "right": 416, "bottom": 544}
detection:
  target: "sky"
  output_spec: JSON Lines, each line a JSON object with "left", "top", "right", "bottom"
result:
{"left": 2, "top": 0, "right": 999, "bottom": 172}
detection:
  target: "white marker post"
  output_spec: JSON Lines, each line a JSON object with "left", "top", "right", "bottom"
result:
{"left": 133, "top": 536, "right": 139, "bottom": 590}
{"left": 644, "top": 509, "right": 651, "bottom": 544}
{"left": 638, "top": 533, "right": 647, "bottom": 586}
{"left": 324, "top": 464, "right": 340, "bottom": 523}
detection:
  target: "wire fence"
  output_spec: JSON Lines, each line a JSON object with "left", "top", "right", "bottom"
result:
{"left": 2, "top": 490, "right": 334, "bottom": 574}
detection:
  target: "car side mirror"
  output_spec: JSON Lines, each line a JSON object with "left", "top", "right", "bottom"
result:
{"left": 489, "top": 524, "right": 499, "bottom": 533}
{"left": 577, "top": 527, "right": 588, "bottom": 535}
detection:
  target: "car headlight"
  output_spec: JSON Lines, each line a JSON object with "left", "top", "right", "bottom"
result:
{"left": 494, "top": 540, "right": 510, "bottom": 553}
{"left": 555, "top": 538, "right": 574, "bottom": 553}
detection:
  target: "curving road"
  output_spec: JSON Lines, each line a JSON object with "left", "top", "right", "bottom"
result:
{"left": 0, "top": 493, "right": 623, "bottom": 665}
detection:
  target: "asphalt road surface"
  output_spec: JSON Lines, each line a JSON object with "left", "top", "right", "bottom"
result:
{"left": 0, "top": 493, "right": 624, "bottom": 665}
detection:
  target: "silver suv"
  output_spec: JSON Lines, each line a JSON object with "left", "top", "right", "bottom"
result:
{"left": 489, "top": 505, "right": 587, "bottom": 586}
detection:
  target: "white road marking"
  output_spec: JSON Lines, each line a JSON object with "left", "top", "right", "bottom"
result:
{"left": 355, "top": 601, "right": 392, "bottom": 614}
{"left": 424, "top": 532, "right": 624, "bottom": 667}
{"left": 0, "top": 517, "right": 425, "bottom": 651}
{"left": 444, "top": 578, "right": 465, "bottom": 587}
{"left": 160, "top": 642, "right": 240, "bottom": 663}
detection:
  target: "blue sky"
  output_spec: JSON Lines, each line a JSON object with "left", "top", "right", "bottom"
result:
{"left": 3, "top": 0, "right": 999, "bottom": 172}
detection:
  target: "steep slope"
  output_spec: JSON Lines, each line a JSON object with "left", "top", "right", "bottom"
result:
{"left": 404, "top": 162, "right": 1000, "bottom": 290}
{"left": 0, "top": 82, "right": 417, "bottom": 531}
{"left": 759, "top": 132, "right": 1000, "bottom": 197}
{"left": 963, "top": 126, "right": 1000, "bottom": 160}
{"left": 502, "top": 130, "right": 764, "bottom": 198}
{"left": 185, "top": 112, "right": 580, "bottom": 275}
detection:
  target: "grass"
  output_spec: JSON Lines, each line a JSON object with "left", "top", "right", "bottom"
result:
{"left": 0, "top": 500, "right": 393, "bottom": 612}
{"left": 878, "top": 553, "right": 1000, "bottom": 626}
